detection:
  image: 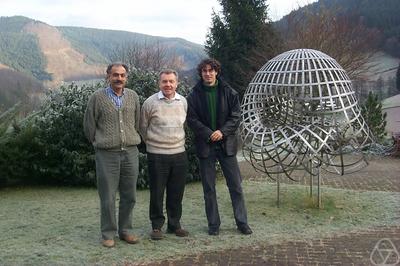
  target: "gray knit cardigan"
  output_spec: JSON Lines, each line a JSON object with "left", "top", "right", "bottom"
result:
{"left": 83, "top": 88, "right": 141, "bottom": 149}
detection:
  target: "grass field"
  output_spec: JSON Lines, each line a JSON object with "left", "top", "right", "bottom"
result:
{"left": 1, "top": 178, "right": 399, "bottom": 265}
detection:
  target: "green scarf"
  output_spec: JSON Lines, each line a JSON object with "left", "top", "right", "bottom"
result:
{"left": 203, "top": 81, "right": 218, "bottom": 131}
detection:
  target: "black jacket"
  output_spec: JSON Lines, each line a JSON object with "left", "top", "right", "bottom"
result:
{"left": 187, "top": 78, "right": 241, "bottom": 158}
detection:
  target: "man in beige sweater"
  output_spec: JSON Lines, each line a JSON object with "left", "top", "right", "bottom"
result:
{"left": 140, "top": 69, "right": 189, "bottom": 240}
{"left": 84, "top": 63, "right": 141, "bottom": 248}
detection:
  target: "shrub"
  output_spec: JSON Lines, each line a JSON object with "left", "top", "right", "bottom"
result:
{"left": 32, "top": 83, "right": 100, "bottom": 185}
{"left": 0, "top": 123, "right": 43, "bottom": 186}
{"left": 0, "top": 83, "right": 99, "bottom": 186}
{"left": 361, "top": 91, "right": 387, "bottom": 142}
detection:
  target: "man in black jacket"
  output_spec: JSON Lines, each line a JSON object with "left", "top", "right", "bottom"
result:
{"left": 187, "top": 58, "right": 252, "bottom": 236}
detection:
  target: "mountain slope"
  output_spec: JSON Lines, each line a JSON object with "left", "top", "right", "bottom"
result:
{"left": 24, "top": 21, "right": 104, "bottom": 87}
{"left": 0, "top": 16, "right": 50, "bottom": 81}
{"left": 58, "top": 26, "right": 206, "bottom": 69}
{"left": 0, "top": 68, "right": 44, "bottom": 113}
{"left": 0, "top": 16, "right": 206, "bottom": 88}
{"left": 275, "top": 0, "right": 400, "bottom": 58}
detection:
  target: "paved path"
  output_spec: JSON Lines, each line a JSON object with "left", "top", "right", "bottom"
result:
{"left": 240, "top": 156, "right": 400, "bottom": 192}
{"left": 147, "top": 226, "right": 400, "bottom": 265}
{"left": 146, "top": 156, "right": 400, "bottom": 266}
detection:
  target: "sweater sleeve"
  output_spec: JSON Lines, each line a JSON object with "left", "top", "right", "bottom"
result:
{"left": 139, "top": 99, "right": 150, "bottom": 142}
{"left": 134, "top": 92, "right": 141, "bottom": 134}
{"left": 83, "top": 94, "right": 97, "bottom": 144}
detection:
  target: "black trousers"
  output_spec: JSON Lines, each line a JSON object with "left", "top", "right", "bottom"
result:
{"left": 199, "top": 146, "right": 248, "bottom": 230}
{"left": 147, "top": 152, "right": 188, "bottom": 230}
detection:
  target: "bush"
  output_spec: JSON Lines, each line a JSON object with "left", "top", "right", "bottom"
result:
{"left": 32, "top": 83, "right": 100, "bottom": 185}
{"left": 361, "top": 91, "right": 387, "bottom": 142}
{"left": 0, "top": 69, "right": 200, "bottom": 187}
{"left": 0, "top": 123, "right": 43, "bottom": 186}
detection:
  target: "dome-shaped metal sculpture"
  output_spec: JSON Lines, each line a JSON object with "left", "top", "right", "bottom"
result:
{"left": 240, "top": 49, "right": 373, "bottom": 182}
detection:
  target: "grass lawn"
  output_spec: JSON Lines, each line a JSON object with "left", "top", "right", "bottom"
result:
{"left": 0, "top": 178, "right": 399, "bottom": 265}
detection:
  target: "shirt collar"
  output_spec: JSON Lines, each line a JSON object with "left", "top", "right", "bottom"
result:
{"left": 157, "top": 91, "right": 181, "bottom": 100}
{"left": 107, "top": 86, "right": 125, "bottom": 96}
{"left": 202, "top": 79, "right": 219, "bottom": 89}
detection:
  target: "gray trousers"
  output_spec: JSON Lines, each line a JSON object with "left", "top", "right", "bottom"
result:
{"left": 199, "top": 146, "right": 248, "bottom": 230}
{"left": 95, "top": 146, "right": 138, "bottom": 240}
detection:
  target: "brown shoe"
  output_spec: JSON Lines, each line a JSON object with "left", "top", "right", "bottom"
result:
{"left": 150, "top": 229, "right": 163, "bottom": 240}
{"left": 102, "top": 239, "right": 115, "bottom": 248}
{"left": 119, "top": 234, "right": 139, "bottom": 244}
{"left": 168, "top": 228, "right": 189, "bottom": 237}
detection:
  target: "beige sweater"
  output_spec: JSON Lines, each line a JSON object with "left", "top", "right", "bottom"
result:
{"left": 83, "top": 88, "right": 141, "bottom": 150}
{"left": 140, "top": 92, "right": 187, "bottom": 154}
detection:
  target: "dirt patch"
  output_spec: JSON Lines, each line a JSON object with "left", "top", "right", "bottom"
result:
{"left": 0, "top": 63, "right": 10, "bottom": 69}
{"left": 23, "top": 21, "right": 105, "bottom": 88}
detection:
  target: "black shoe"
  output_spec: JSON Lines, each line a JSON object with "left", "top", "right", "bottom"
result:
{"left": 208, "top": 228, "right": 219, "bottom": 236}
{"left": 238, "top": 225, "right": 253, "bottom": 235}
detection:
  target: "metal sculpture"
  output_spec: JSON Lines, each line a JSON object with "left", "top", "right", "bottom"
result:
{"left": 240, "top": 49, "right": 373, "bottom": 206}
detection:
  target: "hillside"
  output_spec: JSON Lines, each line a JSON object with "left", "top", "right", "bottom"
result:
{"left": 0, "top": 16, "right": 206, "bottom": 87}
{"left": 0, "top": 68, "right": 44, "bottom": 113}
{"left": 0, "top": 15, "right": 206, "bottom": 112}
{"left": 58, "top": 27, "right": 205, "bottom": 70}
{"left": 275, "top": 0, "right": 400, "bottom": 58}
{"left": 24, "top": 21, "right": 104, "bottom": 87}
{"left": 0, "top": 16, "right": 51, "bottom": 81}
{"left": 274, "top": 0, "right": 399, "bottom": 97}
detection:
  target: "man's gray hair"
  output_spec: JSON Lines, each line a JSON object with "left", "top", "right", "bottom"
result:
{"left": 159, "top": 69, "right": 178, "bottom": 80}
{"left": 106, "top": 62, "right": 129, "bottom": 75}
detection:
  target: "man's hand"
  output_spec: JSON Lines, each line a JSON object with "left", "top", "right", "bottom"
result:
{"left": 210, "top": 130, "right": 223, "bottom": 142}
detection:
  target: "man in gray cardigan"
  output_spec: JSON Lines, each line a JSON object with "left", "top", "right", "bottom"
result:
{"left": 84, "top": 63, "right": 141, "bottom": 248}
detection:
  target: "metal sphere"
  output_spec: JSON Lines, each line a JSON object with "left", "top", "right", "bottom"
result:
{"left": 240, "top": 49, "right": 372, "bottom": 180}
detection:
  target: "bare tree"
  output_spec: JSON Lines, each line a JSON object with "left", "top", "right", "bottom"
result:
{"left": 108, "top": 41, "right": 184, "bottom": 72}
{"left": 282, "top": 6, "right": 381, "bottom": 80}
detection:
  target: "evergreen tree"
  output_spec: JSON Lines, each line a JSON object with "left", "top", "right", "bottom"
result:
{"left": 361, "top": 91, "right": 387, "bottom": 142}
{"left": 205, "top": 0, "right": 281, "bottom": 97}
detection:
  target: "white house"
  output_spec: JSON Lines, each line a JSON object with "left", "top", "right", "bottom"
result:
{"left": 382, "top": 93, "right": 400, "bottom": 136}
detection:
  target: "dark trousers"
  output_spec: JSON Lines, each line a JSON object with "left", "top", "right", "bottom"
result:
{"left": 147, "top": 152, "right": 188, "bottom": 230}
{"left": 95, "top": 146, "right": 138, "bottom": 240}
{"left": 199, "top": 146, "right": 248, "bottom": 230}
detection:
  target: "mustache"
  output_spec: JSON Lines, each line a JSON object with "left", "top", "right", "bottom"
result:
{"left": 113, "top": 80, "right": 124, "bottom": 84}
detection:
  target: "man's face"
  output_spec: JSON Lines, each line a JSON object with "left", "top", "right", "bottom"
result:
{"left": 159, "top": 73, "right": 178, "bottom": 99}
{"left": 201, "top": 64, "right": 217, "bottom": 86}
{"left": 108, "top": 65, "right": 127, "bottom": 91}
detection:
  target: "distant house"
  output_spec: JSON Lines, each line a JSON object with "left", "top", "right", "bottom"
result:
{"left": 382, "top": 94, "right": 400, "bottom": 136}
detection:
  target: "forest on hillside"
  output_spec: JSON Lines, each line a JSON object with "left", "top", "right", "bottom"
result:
{"left": 0, "top": 68, "right": 44, "bottom": 113}
{"left": 277, "top": 0, "right": 400, "bottom": 57}
{"left": 0, "top": 17, "right": 51, "bottom": 81}
{"left": 58, "top": 26, "right": 205, "bottom": 69}
{"left": 324, "top": 0, "right": 400, "bottom": 57}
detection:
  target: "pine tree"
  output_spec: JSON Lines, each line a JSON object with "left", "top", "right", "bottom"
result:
{"left": 361, "top": 91, "right": 387, "bottom": 142}
{"left": 205, "top": 0, "right": 281, "bottom": 97}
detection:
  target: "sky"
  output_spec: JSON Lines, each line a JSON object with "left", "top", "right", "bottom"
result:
{"left": 1, "top": 0, "right": 316, "bottom": 44}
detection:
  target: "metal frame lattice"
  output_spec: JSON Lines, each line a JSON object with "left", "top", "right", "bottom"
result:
{"left": 240, "top": 49, "right": 373, "bottom": 182}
